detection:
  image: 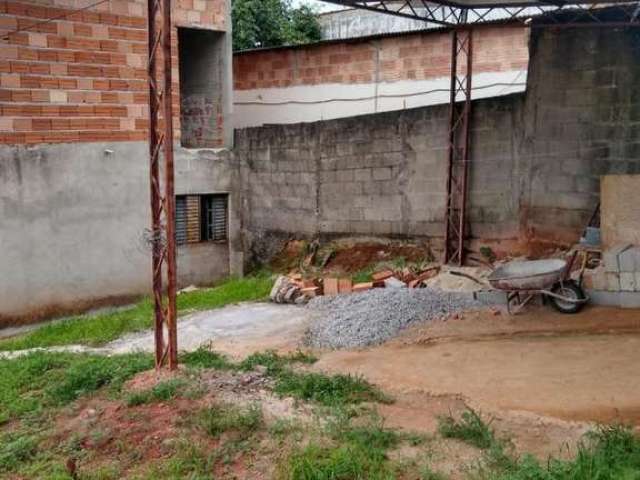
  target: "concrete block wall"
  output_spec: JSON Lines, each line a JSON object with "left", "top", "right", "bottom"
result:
{"left": 236, "top": 20, "right": 640, "bottom": 262}
{"left": 520, "top": 26, "right": 640, "bottom": 243}
{"left": 235, "top": 97, "right": 523, "bottom": 260}
{"left": 585, "top": 245, "right": 640, "bottom": 308}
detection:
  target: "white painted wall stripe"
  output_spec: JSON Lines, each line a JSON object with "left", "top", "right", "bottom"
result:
{"left": 234, "top": 69, "right": 527, "bottom": 128}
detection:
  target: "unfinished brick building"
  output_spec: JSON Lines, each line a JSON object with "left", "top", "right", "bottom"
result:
{"left": 0, "top": 0, "right": 241, "bottom": 323}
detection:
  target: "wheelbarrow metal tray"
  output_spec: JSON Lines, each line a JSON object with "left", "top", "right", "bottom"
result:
{"left": 488, "top": 259, "right": 567, "bottom": 291}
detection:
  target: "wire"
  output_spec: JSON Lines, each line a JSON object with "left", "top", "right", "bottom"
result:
{"left": 0, "top": 0, "right": 111, "bottom": 43}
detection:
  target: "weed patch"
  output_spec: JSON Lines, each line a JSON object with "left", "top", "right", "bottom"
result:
{"left": 282, "top": 442, "right": 396, "bottom": 480}
{"left": 240, "top": 349, "right": 317, "bottom": 374}
{"left": 477, "top": 425, "right": 640, "bottom": 480}
{"left": 180, "top": 347, "right": 234, "bottom": 370}
{"left": 195, "top": 403, "right": 263, "bottom": 440}
{"left": 438, "top": 409, "right": 496, "bottom": 450}
{"left": 144, "top": 440, "right": 212, "bottom": 479}
{"left": 126, "top": 379, "right": 186, "bottom": 406}
{"left": 0, "top": 432, "right": 38, "bottom": 473}
{"left": 274, "top": 371, "right": 390, "bottom": 407}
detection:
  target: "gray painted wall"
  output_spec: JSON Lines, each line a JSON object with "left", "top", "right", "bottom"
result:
{"left": 235, "top": 25, "right": 640, "bottom": 262}
{"left": 0, "top": 141, "right": 242, "bottom": 323}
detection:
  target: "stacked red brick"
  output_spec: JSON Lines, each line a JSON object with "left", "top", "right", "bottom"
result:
{"left": 0, "top": 0, "right": 226, "bottom": 145}
{"left": 233, "top": 24, "right": 529, "bottom": 91}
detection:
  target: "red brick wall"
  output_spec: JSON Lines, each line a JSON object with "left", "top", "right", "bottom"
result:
{"left": 0, "top": 0, "right": 226, "bottom": 144}
{"left": 234, "top": 24, "right": 529, "bottom": 91}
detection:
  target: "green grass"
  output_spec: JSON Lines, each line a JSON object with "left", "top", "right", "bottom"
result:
{"left": 283, "top": 442, "right": 396, "bottom": 480}
{"left": 180, "top": 347, "right": 235, "bottom": 370}
{"left": 438, "top": 409, "right": 497, "bottom": 450}
{"left": 126, "top": 378, "right": 186, "bottom": 406}
{"left": 351, "top": 267, "right": 374, "bottom": 284}
{"left": 280, "top": 413, "right": 401, "bottom": 480}
{"left": 141, "top": 440, "right": 212, "bottom": 480}
{"left": 474, "top": 425, "right": 640, "bottom": 480}
{"left": 438, "top": 410, "right": 640, "bottom": 480}
{"left": 274, "top": 370, "right": 390, "bottom": 407}
{"left": 0, "top": 432, "right": 39, "bottom": 473}
{"left": 420, "top": 466, "right": 448, "bottom": 480}
{"left": 233, "top": 350, "right": 386, "bottom": 408}
{"left": 0, "top": 351, "right": 153, "bottom": 423}
{"left": 239, "top": 349, "right": 318, "bottom": 373}
{"left": 195, "top": 403, "right": 263, "bottom": 440}
{"left": 0, "top": 273, "right": 273, "bottom": 352}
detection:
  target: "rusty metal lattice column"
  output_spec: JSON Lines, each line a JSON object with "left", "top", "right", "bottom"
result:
{"left": 444, "top": 28, "right": 473, "bottom": 266}
{"left": 147, "top": 0, "right": 177, "bottom": 370}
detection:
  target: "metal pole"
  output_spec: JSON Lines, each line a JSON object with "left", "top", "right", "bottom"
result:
{"left": 147, "top": 0, "right": 177, "bottom": 370}
{"left": 161, "top": 0, "right": 177, "bottom": 371}
{"left": 444, "top": 28, "right": 473, "bottom": 266}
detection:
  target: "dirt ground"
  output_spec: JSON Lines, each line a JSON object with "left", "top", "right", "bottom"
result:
{"left": 310, "top": 305, "right": 640, "bottom": 459}
{"left": 12, "top": 303, "right": 639, "bottom": 479}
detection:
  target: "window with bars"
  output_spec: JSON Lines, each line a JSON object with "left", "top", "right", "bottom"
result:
{"left": 175, "top": 194, "right": 228, "bottom": 245}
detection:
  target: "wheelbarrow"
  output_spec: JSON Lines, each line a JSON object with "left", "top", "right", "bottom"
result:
{"left": 487, "top": 259, "right": 589, "bottom": 314}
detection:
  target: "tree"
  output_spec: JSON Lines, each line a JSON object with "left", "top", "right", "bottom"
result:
{"left": 232, "top": 0, "right": 322, "bottom": 51}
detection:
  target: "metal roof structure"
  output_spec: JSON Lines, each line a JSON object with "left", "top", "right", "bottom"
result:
{"left": 319, "top": 1, "right": 640, "bottom": 27}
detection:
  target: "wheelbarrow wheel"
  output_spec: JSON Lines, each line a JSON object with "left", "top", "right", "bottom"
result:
{"left": 549, "top": 281, "right": 586, "bottom": 314}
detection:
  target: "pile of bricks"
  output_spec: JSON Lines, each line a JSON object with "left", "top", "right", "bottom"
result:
{"left": 270, "top": 267, "right": 440, "bottom": 304}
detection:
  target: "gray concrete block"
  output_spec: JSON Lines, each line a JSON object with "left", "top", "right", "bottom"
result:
{"left": 619, "top": 291, "right": 640, "bottom": 309}
{"left": 620, "top": 272, "right": 636, "bottom": 291}
{"left": 618, "top": 247, "right": 640, "bottom": 272}
{"left": 605, "top": 272, "right": 620, "bottom": 291}
{"left": 372, "top": 167, "right": 393, "bottom": 181}
{"left": 473, "top": 290, "right": 508, "bottom": 305}
{"left": 603, "top": 244, "right": 632, "bottom": 272}
{"left": 354, "top": 168, "right": 371, "bottom": 181}
{"left": 586, "top": 289, "right": 620, "bottom": 307}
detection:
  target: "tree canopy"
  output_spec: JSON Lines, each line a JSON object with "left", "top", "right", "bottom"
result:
{"left": 232, "top": 0, "right": 322, "bottom": 51}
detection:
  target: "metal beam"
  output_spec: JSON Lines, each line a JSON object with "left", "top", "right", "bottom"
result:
{"left": 320, "top": 0, "right": 640, "bottom": 26}
{"left": 147, "top": 0, "right": 178, "bottom": 370}
{"left": 443, "top": 28, "right": 472, "bottom": 266}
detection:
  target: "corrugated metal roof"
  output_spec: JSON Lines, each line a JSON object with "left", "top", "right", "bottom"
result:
{"left": 234, "top": 15, "right": 522, "bottom": 55}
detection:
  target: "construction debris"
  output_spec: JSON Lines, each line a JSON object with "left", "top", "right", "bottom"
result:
{"left": 384, "top": 277, "right": 407, "bottom": 289}
{"left": 270, "top": 275, "right": 305, "bottom": 304}
{"left": 271, "top": 265, "right": 452, "bottom": 304}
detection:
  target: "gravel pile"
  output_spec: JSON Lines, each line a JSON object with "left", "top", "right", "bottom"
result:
{"left": 306, "top": 288, "right": 489, "bottom": 349}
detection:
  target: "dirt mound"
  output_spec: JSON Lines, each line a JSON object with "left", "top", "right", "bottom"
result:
{"left": 324, "top": 242, "right": 430, "bottom": 273}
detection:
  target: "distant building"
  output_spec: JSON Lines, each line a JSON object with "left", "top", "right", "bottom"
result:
{"left": 318, "top": 7, "right": 429, "bottom": 40}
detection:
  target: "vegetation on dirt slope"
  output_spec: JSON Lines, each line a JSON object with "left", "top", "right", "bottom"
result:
{"left": 0, "top": 273, "right": 273, "bottom": 351}
{"left": 439, "top": 409, "right": 640, "bottom": 480}
{"left": 186, "top": 347, "right": 388, "bottom": 407}
{"left": 0, "top": 351, "right": 153, "bottom": 424}
{"left": 3, "top": 348, "right": 640, "bottom": 479}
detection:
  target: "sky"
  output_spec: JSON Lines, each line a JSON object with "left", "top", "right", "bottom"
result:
{"left": 291, "top": 0, "right": 344, "bottom": 12}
